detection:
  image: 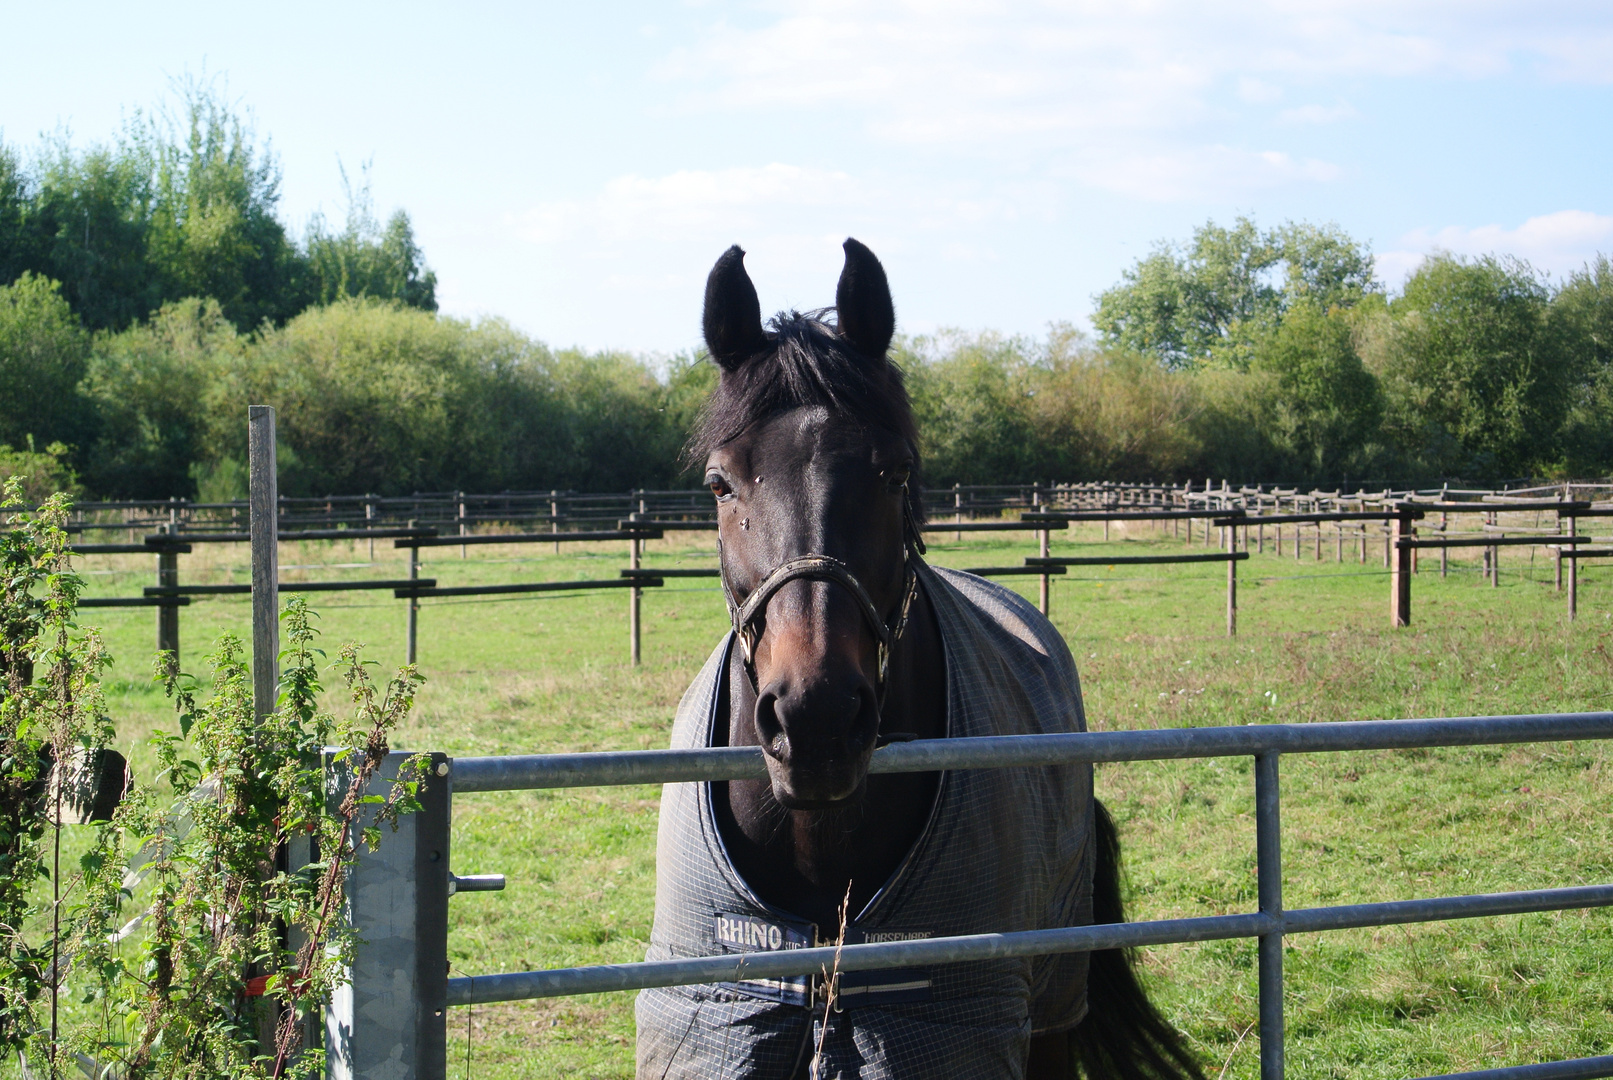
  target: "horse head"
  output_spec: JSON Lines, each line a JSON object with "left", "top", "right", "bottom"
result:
{"left": 696, "top": 239, "right": 924, "bottom": 811}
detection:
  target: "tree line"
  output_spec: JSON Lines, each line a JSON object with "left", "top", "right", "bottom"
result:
{"left": 1, "top": 86, "right": 1610, "bottom": 498}
{"left": 0, "top": 81, "right": 435, "bottom": 336}
{"left": 1075, "top": 218, "right": 1613, "bottom": 485}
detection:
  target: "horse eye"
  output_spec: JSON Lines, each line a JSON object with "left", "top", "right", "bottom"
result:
{"left": 886, "top": 466, "right": 912, "bottom": 488}
{"left": 708, "top": 476, "right": 733, "bottom": 499}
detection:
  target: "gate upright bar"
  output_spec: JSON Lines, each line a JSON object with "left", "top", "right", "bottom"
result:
{"left": 1256, "top": 751, "right": 1283, "bottom": 1080}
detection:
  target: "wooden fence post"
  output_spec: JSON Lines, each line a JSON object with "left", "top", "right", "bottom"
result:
{"left": 407, "top": 530, "right": 419, "bottom": 666}
{"left": 1227, "top": 522, "right": 1238, "bottom": 637}
{"left": 156, "top": 537, "right": 180, "bottom": 661}
{"left": 248, "top": 406, "right": 278, "bottom": 722}
{"left": 630, "top": 526, "right": 643, "bottom": 666}
{"left": 1038, "top": 525, "right": 1051, "bottom": 617}
{"left": 458, "top": 491, "right": 467, "bottom": 558}
{"left": 1440, "top": 511, "right": 1448, "bottom": 578}
{"left": 1391, "top": 510, "right": 1413, "bottom": 628}
{"left": 1569, "top": 515, "right": 1579, "bottom": 621}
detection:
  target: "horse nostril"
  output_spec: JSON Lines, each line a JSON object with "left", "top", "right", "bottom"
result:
{"left": 754, "top": 691, "right": 787, "bottom": 757}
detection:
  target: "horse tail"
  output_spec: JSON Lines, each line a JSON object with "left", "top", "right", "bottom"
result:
{"left": 1071, "top": 799, "right": 1207, "bottom": 1080}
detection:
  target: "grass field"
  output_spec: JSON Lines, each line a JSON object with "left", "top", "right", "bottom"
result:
{"left": 47, "top": 521, "right": 1613, "bottom": 1078}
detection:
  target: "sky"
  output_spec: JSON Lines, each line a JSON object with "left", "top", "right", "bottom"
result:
{"left": 4, "top": 1, "right": 1612, "bottom": 354}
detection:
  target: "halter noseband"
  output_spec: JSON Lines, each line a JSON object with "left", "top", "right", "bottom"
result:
{"left": 720, "top": 486, "right": 927, "bottom": 710}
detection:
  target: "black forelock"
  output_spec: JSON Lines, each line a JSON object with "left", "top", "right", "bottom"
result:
{"left": 687, "top": 309, "right": 923, "bottom": 505}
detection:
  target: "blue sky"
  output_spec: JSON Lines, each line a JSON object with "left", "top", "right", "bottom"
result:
{"left": 4, "top": 1, "right": 1612, "bottom": 353}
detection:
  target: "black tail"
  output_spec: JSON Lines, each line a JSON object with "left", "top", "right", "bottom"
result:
{"left": 1071, "top": 799, "right": 1207, "bottom": 1080}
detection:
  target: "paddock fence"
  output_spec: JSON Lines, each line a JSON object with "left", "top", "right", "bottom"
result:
{"left": 18, "top": 472, "right": 1613, "bottom": 667}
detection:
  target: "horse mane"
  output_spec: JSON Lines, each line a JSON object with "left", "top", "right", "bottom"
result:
{"left": 688, "top": 308, "right": 925, "bottom": 515}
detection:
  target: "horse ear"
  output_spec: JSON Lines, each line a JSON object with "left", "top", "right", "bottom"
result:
{"left": 703, "top": 245, "right": 768, "bottom": 370}
{"left": 835, "top": 237, "right": 895, "bottom": 358}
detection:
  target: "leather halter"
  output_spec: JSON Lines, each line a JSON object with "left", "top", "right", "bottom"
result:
{"left": 719, "top": 485, "right": 927, "bottom": 710}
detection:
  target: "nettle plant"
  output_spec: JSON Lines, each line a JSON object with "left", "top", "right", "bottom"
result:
{"left": 0, "top": 479, "right": 427, "bottom": 1080}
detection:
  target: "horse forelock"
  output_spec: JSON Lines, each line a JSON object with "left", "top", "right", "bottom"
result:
{"left": 688, "top": 308, "right": 926, "bottom": 518}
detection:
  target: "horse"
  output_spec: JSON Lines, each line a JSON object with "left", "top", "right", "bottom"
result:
{"left": 635, "top": 239, "right": 1205, "bottom": 1080}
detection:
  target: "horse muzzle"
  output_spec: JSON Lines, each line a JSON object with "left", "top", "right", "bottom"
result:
{"left": 754, "top": 675, "right": 880, "bottom": 808}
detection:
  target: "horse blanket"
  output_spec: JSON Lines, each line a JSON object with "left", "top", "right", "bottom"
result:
{"left": 635, "top": 562, "right": 1094, "bottom": 1080}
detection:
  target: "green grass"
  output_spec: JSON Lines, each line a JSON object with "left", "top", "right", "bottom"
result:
{"left": 38, "top": 523, "right": 1613, "bottom": 1078}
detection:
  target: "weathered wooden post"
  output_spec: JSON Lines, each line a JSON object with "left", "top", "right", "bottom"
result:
{"left": 629, "top": 524, "right": 643, "bottom": 666}
{"left": 457, "top": 491, "right": 467, "bottom": 559}
{"left": 249, "top": 406, "right": 278, "bottom": 720}
{"left": 1227, "top": 519, "right": 1238, "bottom": 637}
{"left": 954, "top": 482, "right": 962, "bottom": 542}
{"left": 247, "top": 405, "right": 283, "bottom": 1058}
{"left": 1038, "top": 523, "right": 1051, "bottom": 618}
{"left": 1391, "top": 508, "right": 1413, "bottom": 628}
{"left": 155, "top": 534, "right": 180, "bottom": 660}
{"left": 365, "top": 497, "right": 376, "bottom": 561}
{"left": 1569, "top": 514, "right": 1580, "bottom": 620}
{"left": 407, "top": 533, "right": 419, "bottom": 666}
{"left": 551, "top": 489, "right": 560, "bottom": 554}
{"left": 1440, "top": 511, "right": 1449, "bottom": 578}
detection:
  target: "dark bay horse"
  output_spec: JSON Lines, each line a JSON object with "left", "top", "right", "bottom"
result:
{"left": 635, "top": 240, "right": 1205, "bottom": 1080}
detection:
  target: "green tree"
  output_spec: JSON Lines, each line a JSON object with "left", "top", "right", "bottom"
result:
{"left": 1246, "top": 297, "right": 1385, "bottom": 482}
{"left": 1093, "top": 217, "right": 1376, "bottom": 369}
{"left": 1362, "top": 253, "right": 1565, "bottom": 481}
{"left": 302, "top": 168, "right": 437, "bottom": 311}
{"left": 0, "top": 273, "right": 92, "bottom": 452}
{"left": 27, "top": 139, "right": 158, "bottom": 331}
{"left": 81, "top": 297, "right": 242, "bottom": 498}
{"left": 1553, "top": 256, "right": 1613, "bottom": 476}
{"left": 136, "top": 81, "right": 301, "bottom": 330}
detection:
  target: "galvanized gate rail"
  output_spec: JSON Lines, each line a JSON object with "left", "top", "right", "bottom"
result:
{"left": 332, "top": 712, "right": 1613, "bottom": 1080}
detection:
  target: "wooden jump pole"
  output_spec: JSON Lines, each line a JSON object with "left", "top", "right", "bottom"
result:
{"left": 248, "top": 406, "right": 278, "bottom": 721}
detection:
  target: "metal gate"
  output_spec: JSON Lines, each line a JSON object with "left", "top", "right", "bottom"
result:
{"left": 326, "top": 711, "right": 1613, "bottom": 1080}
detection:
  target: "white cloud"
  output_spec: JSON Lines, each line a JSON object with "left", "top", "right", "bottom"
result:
{"left": 1379, "top": 210, "right": 1613, "bottom": 286}
{"left": 642, "top": 1, "right": 1613, "bottom": 204}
